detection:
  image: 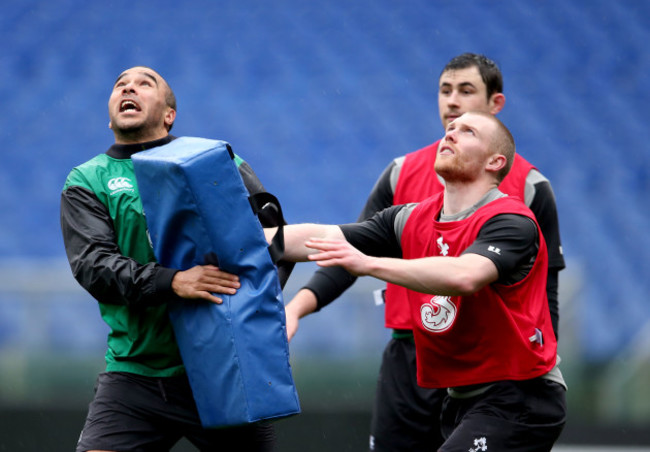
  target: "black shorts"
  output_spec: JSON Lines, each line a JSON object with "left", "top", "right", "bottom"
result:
{"left": 369, "top": 337, "right": 445, "bottom": 452}
{"left": 76, "top": 372, "right": 276, "bottom": 452}
{"left": 439, "top": 378, "right": 566, "bottom": 452}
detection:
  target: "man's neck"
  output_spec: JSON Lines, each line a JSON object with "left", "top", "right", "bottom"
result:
{"left": 442, "top": 180, "right": 500, "bottom": 216}
{"left": 106, "top": 135, "right": 175, "bottom": 159}
{"left": 113, "top": 129, "right": 169, "bottom": 145}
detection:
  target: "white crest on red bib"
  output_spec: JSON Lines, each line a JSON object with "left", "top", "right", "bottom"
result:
{"left": 420, "top": 295, "right": 456, "bottom": 332}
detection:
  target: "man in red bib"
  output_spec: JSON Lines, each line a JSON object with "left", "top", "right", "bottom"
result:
{"left": 284, "top": 53, "right": 565, "bottom": 451}
{"left": 273, "top": 112, "right": 566, "bottom": 452}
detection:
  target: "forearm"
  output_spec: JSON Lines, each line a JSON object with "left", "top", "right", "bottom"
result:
{"left": 285, "top": 288, "right": 319, "bottom": 319}
{"left": 266, "top": 223, "right": 344, "bottom": 262}
{"left": 362, "top": 256, "right": 476, "bottom": 295}
{"left": 61, "top": 187, "right": 176, "bottom": 307}
{"left": 284, "top": 287, "right": 318, "bottom": 341}
{"left": 309, "top": 239, "right": 498, "bottom": 296}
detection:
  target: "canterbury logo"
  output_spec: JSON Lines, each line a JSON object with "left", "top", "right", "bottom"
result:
{"left": 107, "top": 177, "right": 134, "bottom": 194}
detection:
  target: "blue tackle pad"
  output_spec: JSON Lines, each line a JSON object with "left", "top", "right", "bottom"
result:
{"left": 132, "top": 137, "right": 300, "bottom": 428}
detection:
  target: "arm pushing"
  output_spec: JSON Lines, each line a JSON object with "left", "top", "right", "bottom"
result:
{"left": 304, "top": 237, "right": 499, "bottom": 296}
{"left": 264, "top": 223, "right": 345, "bottom": 262}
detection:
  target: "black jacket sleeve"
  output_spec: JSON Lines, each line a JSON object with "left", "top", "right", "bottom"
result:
{"left": 303, "top": 161, "right": 398, "bottom": 311}
{"left": 528, "top": 179, "right": 565, "bottom": 338}
{"left": 60, "top": 185, "right": 178, "bottom": 309}
{"left": 238, "top": 159, "right": 294, "bottom": 287}
{"left": 238, "top": 160, "right": 266, "bottom": 195}
{"left": 60, "top": 155, "right": 291, "bottom": 309}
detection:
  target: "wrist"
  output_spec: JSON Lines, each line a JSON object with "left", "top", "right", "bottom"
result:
{"left": 286, "top": 289, "right": 318, "bottom": 318}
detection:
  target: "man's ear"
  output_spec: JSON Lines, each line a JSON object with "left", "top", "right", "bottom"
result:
{"left": 108, "top": 120, "right": 113, "bottom": 130}
{"left": 164, "top": 108, "right": 176, "bottom": 130}
{"left": 489, "top": 93, "right": 506, "bottom": 115}
{"left": 487, "top": 154, "right": 507, "bottom": 173}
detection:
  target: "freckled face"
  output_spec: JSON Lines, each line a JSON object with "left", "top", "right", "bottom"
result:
{"left": 435, "top": 113, "right": 496, "bottom": 183}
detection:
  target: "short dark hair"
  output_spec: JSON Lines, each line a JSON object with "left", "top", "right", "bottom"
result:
{"left": 164, "top": 84, "right": 176, "bottom": 132}
{"left": 151, "top": 68, "right": 177, "bottom": 132}
{"left": 163, "top": 80, "right": 177, "bottom": 112}
{"left": 441, "top": 53, "right": 503, "bottom": 100}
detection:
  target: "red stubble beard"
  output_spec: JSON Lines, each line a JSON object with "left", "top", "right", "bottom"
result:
{"left": 434, "top": 154, "right": 477, "bottom": 184}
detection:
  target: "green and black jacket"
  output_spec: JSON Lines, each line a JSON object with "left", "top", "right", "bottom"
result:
{"left": 60, "top": 135, "right": 283, "bottom": 377}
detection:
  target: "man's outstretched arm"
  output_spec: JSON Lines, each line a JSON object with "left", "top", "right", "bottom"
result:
{"left": 304, "top": 237, "right": 499, "bottom": 296}
{"left": 264, "top": 223, "right": 345, "bottom": 262}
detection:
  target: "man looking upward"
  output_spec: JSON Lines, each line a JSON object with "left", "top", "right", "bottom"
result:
{"left": 284, "top": 53, "right": 565, "bottom": 451}
{"left": 273, "top": 111, "right": 567, "bottom": 452}
{"left": 61, "top": 66, "right": 277, "bottom": 452}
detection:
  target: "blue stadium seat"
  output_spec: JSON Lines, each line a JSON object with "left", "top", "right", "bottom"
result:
{"left": 1, "top": 0, "right": 649, "bottom": 361}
